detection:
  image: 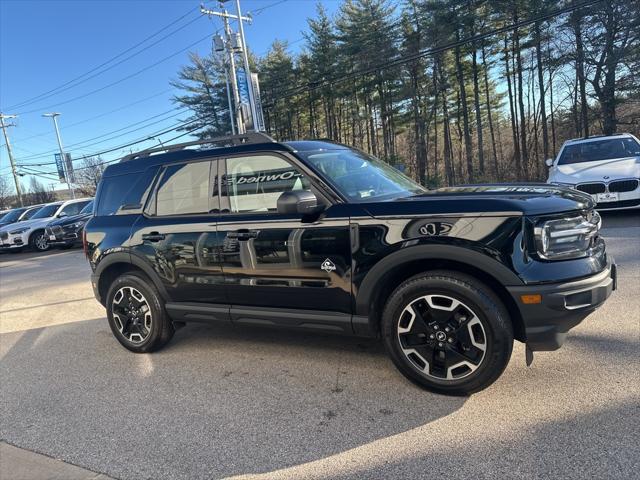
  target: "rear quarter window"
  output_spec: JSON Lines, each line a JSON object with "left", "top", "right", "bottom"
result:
{"left": 96, "top": 167, "right": 159, "bottom": 216}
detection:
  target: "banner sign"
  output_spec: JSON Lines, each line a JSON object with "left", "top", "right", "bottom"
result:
{"left": 54, "top": 153, "right": 66, "bottom": 182}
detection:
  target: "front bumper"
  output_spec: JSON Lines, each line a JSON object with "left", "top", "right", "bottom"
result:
{"left": 507, "top": 258, "right": 616, "bottom": 351}
{"left": 0, "top": 232, "right": 27, "bottom": 250}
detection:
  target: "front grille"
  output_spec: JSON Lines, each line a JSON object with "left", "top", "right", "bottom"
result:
{"left": 50, "top": 225, "right": 63, "bottom": 235}
{"left": 0, "top": 232, "right": 7, "bottom": 240}
{"left": 596, "top": 198, "right": 640, "bottom": 210}
{"left": 576, "top": 183, "right": 606, "bottom": 194}
{"left": 608, "top": 179, "right": 639, "bottom": 193}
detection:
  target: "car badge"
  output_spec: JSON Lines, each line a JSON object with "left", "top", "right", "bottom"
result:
{"left": 321, "top": 258, "right": 336, "bottom": 272}
{"left": 603, "top": 176, "right": 610, "bottom": 179}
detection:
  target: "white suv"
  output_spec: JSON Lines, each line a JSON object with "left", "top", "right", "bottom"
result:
{"left": 0, "top": 198, "right": 91, "bottom": 252}
{"left": 546, "top": 133, "right": 640, "bottom": 211}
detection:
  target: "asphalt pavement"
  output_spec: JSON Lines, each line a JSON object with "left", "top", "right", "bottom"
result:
{"left": 1, "top": 211, "right": 639, "bottom": 480}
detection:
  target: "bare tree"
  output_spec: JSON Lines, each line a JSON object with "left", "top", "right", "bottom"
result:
{"left": 0, "top": 176, "right": 14, "bottom": 209}
{"left": 25, "top": 177, "right": 56, "bottom": 205}
{"left": 75, "top": 157, "right": 105, "bottom": 196}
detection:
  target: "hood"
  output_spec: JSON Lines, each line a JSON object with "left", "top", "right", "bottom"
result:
{"left": 363, "top": 183, "right": 594, "bottom": 218}
{"left": 1, "top": 216, "right": 54, "bottom": 233}
{"left": 551, "top": 156, "right": 640, "bottom": 183}
{"left": 47, "top": 212, "right": 92, "bottom": 227}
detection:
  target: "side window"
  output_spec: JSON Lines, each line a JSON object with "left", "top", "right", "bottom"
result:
{"left": 156, "top": 161, "right": 212, "bottom": 216}
{"left": 61, "top": 201, "right": 88, "bottom": 217}
{"left": 224, "top": 155, "right": 310, "bottom": 213}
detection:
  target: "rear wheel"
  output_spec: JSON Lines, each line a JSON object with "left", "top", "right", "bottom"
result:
{"left": 105, "top": 273, "right": 174, "bottom": 353}
{"left": 29, "top": 230, "right": 50, "bottom": 252}
{"left": 382, "top": 270, "right": 513, "bottom": 395}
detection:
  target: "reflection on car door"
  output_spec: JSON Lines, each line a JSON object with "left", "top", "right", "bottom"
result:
{"left": 130, "top": 158, "right": 227, "bottom": 307}
{"left": 216, "top": 154, "right": 352, "bottom": 322}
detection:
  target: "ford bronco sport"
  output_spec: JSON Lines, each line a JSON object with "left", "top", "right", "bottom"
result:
{"left": 85, "top": 133, "right": 616, "bottom": 394}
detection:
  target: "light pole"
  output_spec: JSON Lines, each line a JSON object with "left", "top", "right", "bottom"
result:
{"left": 42, "top": 112, "right": 75, "bottom": 199}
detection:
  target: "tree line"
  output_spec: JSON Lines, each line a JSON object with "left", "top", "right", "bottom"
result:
{"left": 175, "top": 0, "right": 639, "bottom": 186}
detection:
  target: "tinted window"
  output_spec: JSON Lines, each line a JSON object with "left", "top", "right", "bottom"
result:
{"left": 60, "top": 200, "right": 90, "bottom": 216}
{"left": 297, "top": 147, "right": 425, "bottom": 202}
{"left": 156, "top": 161, "right": 211, "bottom": 216}
{"left": 558, "top": 138, "right": 640, "bottom": 165}
{"left": 31, "top": 204, "right": 61, "bottom": 219}
{"left": 224, "top": 155, "right": 309, "bottom": 213}
{"left": 1, "top": 208, "right": 27, "bottom": 223}
{"left": 21, "top": 207, "right": 42, "bottom": 220}
{"left": 80, "top": 200, "right": 94, "bottom": 215}
{"left": 97, "top": 175, "right": 131, "bottom": 216}
{"left": 96, "top": 167, "right": 158, "bottom": 216}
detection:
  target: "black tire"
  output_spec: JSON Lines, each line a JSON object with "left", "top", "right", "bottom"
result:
{"left": 381, "top": 270, "right": 513, "bottom": 395}
{"left": 105, "top": 273, "right": 174, "bottom": 353}
{"left": 29, "top": 230, "right": 50, "bottom": 252}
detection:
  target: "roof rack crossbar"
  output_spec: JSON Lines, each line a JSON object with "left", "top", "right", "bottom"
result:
{"left": 121, "top": 132, "right": 275, "bottom": 162}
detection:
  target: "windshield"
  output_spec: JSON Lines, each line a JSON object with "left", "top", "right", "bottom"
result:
{"left": 80, "top": 200, "right": 94, "bottom": 215}
{"left": 298, "top": 148, "right": 426, "bottom": 202}
{"left": 0, "top": 208, "right": 27, "bottom": 223}
{"left": 31, "top": 204, "right": 60, "bottom": 219}
{"left": 558, "top": 137, "right": 640, "bottom": 165}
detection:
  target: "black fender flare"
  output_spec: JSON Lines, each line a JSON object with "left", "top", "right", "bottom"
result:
{"left": 94, "top": 250, "right": 171, "bottom": 302}
{"left": 354, "top": 244, "right": 523, "bottom": 317}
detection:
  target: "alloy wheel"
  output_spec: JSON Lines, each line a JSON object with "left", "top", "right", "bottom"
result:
{"left": 112, "top": 286, "right": 152, "bottom": 344}
{"left": 397, "top": 294, "right": 487, "bottom": 381}
{"left": 34, "top": 234, "right": 48, "bottom": 251}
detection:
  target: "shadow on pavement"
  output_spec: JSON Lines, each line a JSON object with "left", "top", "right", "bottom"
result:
{"left": 0, "top": 318, "right": 467, "bottom": 480}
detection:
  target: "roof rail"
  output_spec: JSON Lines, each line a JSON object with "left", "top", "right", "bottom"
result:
{"left": 120, "top": 132, "right": 276, "bottom": 162}
{"left": 567, "top": 133, "right": 627, "bottom": 142}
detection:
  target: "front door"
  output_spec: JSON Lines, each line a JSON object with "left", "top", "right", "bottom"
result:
{"left": 216, "top": 153, "right": 352, "bottom": 315}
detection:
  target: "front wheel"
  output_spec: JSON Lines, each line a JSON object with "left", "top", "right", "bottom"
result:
{"left": 382, "top": 271, "right": 513, "bottom": 395}
{"left": 105, "top": 273, "right": 174, "bottom": 353}
{"left": 29, "top": 230, "right": 50, "bottom": 252}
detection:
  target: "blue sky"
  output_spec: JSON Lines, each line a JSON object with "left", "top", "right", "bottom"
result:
{"left": 0, "top": 0, "right": 341, "bottom": 190}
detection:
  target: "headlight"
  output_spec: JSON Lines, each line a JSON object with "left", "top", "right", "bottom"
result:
{"left": 534, "top": 212, "right": 600, "bottom": 260}
{"left": 9, "top": 228, "right": 28, "bottom": 235}
{"left": 71, "top": 222, "right": 85, "bottom": 229}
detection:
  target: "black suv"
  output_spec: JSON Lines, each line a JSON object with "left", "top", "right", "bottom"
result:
{"left": 85, "top": 133, "right": 616, "bottom": 394}
{"left": 46, "top": 199, "right": 94, "bottom": 249}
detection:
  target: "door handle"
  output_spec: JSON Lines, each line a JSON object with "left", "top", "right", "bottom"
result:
{"left": 228, "top": 229, "right": 258, "bottom": 241}
{"left": 142, "top": 232, "right": 165, "bottom": 242}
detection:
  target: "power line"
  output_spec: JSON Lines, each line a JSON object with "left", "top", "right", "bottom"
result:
{"left": 5, "top": 6, "right": 200, "bottom": 111}
{"left": 10, "top": 89, "right": 174, "bottom": 144}
{"left": 16, "top": 107, "right": 188, "bottom": 163}
{"left": 17, "top": 32, "right": 213, "bottom": 115}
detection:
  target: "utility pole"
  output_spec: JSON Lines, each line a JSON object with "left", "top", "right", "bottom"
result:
{"left": 0, "top": 113, "right": 24, "bottom": 206}
{"left": 201, "top": 1, "right": 255, "bottom": 133}
{"left": 43, "top": 112, "right": 76, "bottom": 199}
{"left": 234, "top": 0, "right": 259, "bottom": 131}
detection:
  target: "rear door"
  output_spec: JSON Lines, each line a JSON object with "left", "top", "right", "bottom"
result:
{"left": 130, "top": 158, "right": 227, "bottom": 305}
{"left": 216, "top": 153, "right": 352, "bottom": 317}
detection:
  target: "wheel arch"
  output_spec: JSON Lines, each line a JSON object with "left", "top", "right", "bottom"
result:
{"left": 355, "top": 245, "right": 526, "bottom": 342}
{"left": 95, "top": 252, "right": 170, "bottom": 306}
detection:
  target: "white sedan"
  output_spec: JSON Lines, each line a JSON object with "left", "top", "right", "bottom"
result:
{"left": 546, "top": 133, "right": 640, "bottom": 211}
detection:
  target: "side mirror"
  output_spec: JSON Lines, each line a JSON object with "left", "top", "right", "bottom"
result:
{"left": 58, "top": 212, "right": 68, "bottom": 218}
{"left": 277, "top": 190, "right": 324, "bottom": 215}
{"left": 545, "top": 158, "right": 554, "bottom": 167}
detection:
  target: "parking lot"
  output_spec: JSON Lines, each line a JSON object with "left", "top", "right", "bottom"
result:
{"left": 1, "top": 212, "right": 639, "bottom": 480}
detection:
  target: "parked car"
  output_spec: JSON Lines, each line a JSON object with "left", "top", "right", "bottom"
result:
{"left": 85, "top": 134, "right": 615, "bottom": 395}
{"left": 546, "top": 133, "right": 640, "bottom": 210}
{"left": 45, "top": 199, "right": 94, "bottom": 249}
{"left": 0, "top": 204, "right": 44, "bottom": 230}
{"left": 0, "top": 198, "right": 91, "bottom": 252}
